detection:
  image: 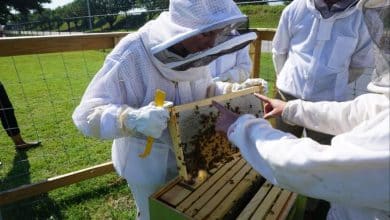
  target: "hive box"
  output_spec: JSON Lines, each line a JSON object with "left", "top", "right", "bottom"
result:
{"left": 149, "top": 87, "right": 297, "bottom": 219}
{"left": 150, "top": 155, "right": 297, "bottom": 220}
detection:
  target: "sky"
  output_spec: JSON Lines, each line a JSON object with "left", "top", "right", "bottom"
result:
{"left": 42, "top": 0, "right": 74, "bottom": 9}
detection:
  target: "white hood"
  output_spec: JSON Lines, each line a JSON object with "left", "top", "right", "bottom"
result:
{"left": 138, "top": 0, "right": 256, "bottom": 82}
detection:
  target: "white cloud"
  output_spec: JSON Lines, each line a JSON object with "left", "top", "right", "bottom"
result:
{"left": 43, "top": 0, "right": 74, "bottom": 9}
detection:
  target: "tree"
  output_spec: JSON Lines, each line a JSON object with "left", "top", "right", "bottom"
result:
{"left": 92, "top": 0, "right": 134, "bottom": 30}
{"left": 135, "top": 0, "right": 168, "bottom": 20}
{"left": 0, "top": 0, "right": 51, "bottom": 24}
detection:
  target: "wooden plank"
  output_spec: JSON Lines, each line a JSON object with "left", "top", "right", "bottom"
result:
{"left": 252, "top": 37, "right": 261, "bottom": 78}
{"left": 265, "top": 190, "right": 292, "bottom": 220}
{"left": 168, "top": 108, "right": 189, "bottom": 180}
{"left": 160, "top": 185, "right": 192, "bottom": 207}
{"left": 0, "top": 161, "right": 114, "bottom": 205}
{"left": 208, "top": 169, "right": 260, "bottom": 219}
{"left": 0, "top": 32, "right": 128, "bottom": 56}
{"left": 251, "top": 186, "right": 282, "bottom": 220}
{"left": 255, "top": 28, "right": 276, "bottom": 41}
{"left": 277, "top": 193, "right": 298, "bottom": 220}
{"left": 152, "top": 176, "right": 184, "bottom": 199}
{"left": 178, "top": 158, "right": 244, "bottom": 213}
{"left": 176, "top": 156, "right": 242, "bottom": 212}
{"left": 194, "top": 163, "right": 253, "bottom": 219}
{"left": 172, "top": 87, "right": 261, "bottom": 113}
{"left": 237, "top": 181, "right": 273, "bottom": 220}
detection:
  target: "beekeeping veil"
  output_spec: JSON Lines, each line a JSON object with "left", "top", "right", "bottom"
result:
{"left": 139, "top": 0, "right": 257, "bottom": 82}
{"left": 359, "top": 0, "right": 390, "bottom": 94}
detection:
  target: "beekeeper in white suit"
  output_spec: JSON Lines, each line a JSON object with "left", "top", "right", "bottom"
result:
{"left": 72, "top": 0, "right": 266, "bottom": 219}
{"left": 210, "top": 46, "right": 252, "bottom": 83}
{"left": 213, "top": 0, "right": 389, "bottom": 219}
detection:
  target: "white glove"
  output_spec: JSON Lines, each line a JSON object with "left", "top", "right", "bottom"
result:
{"left": 232, "top": 78, "right": 269, "bottom": 95}
{"left": 121, "top": 101, "right": 173, "bottom": 138}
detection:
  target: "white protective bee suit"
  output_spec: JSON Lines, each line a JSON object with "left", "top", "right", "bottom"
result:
{"left": 72, "top": 0, "right": 257, "bottom": 219}
{"left": 210, "top": 45, "right": 252, "bottom": 83}
{"left": 272, "top": 0, "right": 375, "bottom": 101}
{"left": 226, "top": 0, "right": 390, "bottom": 219}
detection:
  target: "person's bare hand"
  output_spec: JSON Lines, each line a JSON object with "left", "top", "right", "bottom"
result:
{"left": 254, "top": 93, "right": 286, "bottom": 119}
{"left": 212, "top": 100, "right": 239, "bottom": 134}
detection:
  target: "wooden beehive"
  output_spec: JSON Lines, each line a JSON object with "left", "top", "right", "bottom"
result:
{"left": 150, "top": 154, "right": 297, "bottom": 220}
{"left": 168, "top": 87, "right": 263, "bottom": 184}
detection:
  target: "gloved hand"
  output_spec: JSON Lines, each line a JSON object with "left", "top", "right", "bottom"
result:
{"left": 122, "top": 101, "right": 173, "bottom": 138}
{"left": 212, "top": 100, "right": 240, "bottom": 134}
{"left": 232, "top": 78, "right": 269, "bottom": 95}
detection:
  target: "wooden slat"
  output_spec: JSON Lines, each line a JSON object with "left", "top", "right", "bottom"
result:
{"left": 252, "top": 37, "right": 261, "bottom": 78}
{"left": 255, "top": 28, "right": 276, "bottom": 41}
{"left": 161, "top": 184, "right": 192, "bottom": 207}
{"left": 176, "top": 156, "right": 241, "bottom": 212}
{"left": 178, "top": 158, "right": 244, "bottom": 213}
{"left": 277, "top": 193, "right": 298, "bottom": 220}
{"left": 0, "top": 161, "right": 114, "bottom": 205}
{"left": 251, "top": 186, "right": 282, "bottom": 220}
{"left": 194, "top": 163, "right": 253, "bottom": 219}
{"left": 208, "top": 169, "right": 260, "bottom": 219}
{"left": 237, "top": 181, "right": 273, "bottom": 220}
{"left": 168, "top": 108, "right": 189, "bottom": 180}
{"left": 172, "top": 87, "right": 261, "bottom": 113}
{"left": 265, "top": 190, "right": 292, "bottom": 220}
{"left": 0, "top": 32, "right": 128, "bottom": 56}
{"left": 152, "top": 176, "right": 184, "bottom": 199}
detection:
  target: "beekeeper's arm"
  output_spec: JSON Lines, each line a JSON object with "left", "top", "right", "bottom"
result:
{"left": 227, "top": 95, "right": 389, "bottom": 211}
{"left": 215, "top": 46, "right": 252, "bottom": 83}
{"left": 282, "top": 93, "right": 389, "bottom": 135}
{"left": 272, "top": 8, "right": 290, "bottom": 76}
{"left": 348, "top": 17, "right": 375, "bottom": 83}
{"left": 208, "top": 78, "right": 268, "bottom": 97}
{"left": 72, "top": 58, "right": 170, "bottom": 140}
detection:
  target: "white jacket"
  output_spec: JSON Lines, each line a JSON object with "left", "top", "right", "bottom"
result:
{"left": 228, "top": 93, "right": 390, "bottom": 220}
{"left": 272, "top": 0, "right": 374, "bottom": 101}
{"left": 209, "top": 46, "right": 252, "bottom": 83}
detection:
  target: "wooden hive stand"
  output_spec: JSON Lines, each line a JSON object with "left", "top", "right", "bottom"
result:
{"left": 150, "top": 154, "right": 297, "bottom": 219}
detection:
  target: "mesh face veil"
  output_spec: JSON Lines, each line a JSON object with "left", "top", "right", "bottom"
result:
{"left": 360, "top": 0, "right": 390, "bottom": 94}
{"left": 147, "top": 0, "right": 257, "bottom": 72}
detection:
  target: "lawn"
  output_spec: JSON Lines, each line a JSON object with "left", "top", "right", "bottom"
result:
{"left": 0, "top": 51, "right": 137, "bottom": 219}
{"left": 0, "top": 4, "right": 281, "bottom": 219}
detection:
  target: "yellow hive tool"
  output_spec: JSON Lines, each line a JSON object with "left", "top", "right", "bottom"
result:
{"left": 139, "top": 89, "right": 166, "bottom": 158}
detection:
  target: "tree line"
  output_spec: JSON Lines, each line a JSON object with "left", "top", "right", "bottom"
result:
{"left": 1, "top": 0, "right": 276, "bottom": 33}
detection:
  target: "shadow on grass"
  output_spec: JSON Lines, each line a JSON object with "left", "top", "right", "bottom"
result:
{"left": 0, "top": 150, "right": 63, "bottom": 220}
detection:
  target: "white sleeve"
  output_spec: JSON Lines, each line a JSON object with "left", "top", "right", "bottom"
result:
{"left": 214, "top": 47, "right": 252, "bottom": 83}
{"left": 228, "top": 113, "right": 390, "bottom": 211}
{"left": 281, "top": 93, "right": 389, "bottom": 135}
{"left": 272, "top": 8, "right": 290, "bottom": 76}
{"left": 226, "top": 46, "right": 252, "bottom": 82}
{"left": 72, "top": 58, "right": 140, "bottom": 139}
{"left": 349, "top": 13, "right": 375, "bottom": 71}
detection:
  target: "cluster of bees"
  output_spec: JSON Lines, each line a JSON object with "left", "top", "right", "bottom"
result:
{"left": 182, "top": 103, "right": 242, "bottom": 184}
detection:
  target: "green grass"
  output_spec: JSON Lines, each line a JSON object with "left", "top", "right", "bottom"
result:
{"left": 241, "top": 5, "right": 284, "bottom": 28}
{"left": 0, "top": 50, "right": 137, "bottom": 219}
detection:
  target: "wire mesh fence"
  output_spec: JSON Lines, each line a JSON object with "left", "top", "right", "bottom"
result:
{"left": 0, "top": 49, "right": 138, "bottom": 218}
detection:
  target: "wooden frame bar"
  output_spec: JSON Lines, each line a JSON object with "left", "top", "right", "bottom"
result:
{"left": 0, "top": 32, "right": 128, "bottom": 56}
{"left": 0, "top": 162, "right": 114, "bottom": 205}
